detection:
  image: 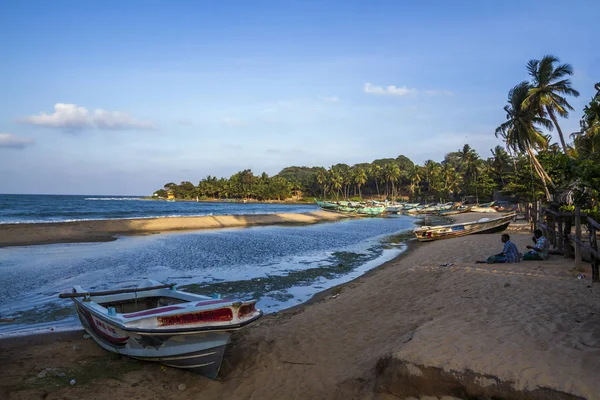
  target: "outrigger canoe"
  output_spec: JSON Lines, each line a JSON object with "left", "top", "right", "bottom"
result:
{"left": 414, "top": 212, "right": 516, "bottom": 242}
{"left": 59, "top": 280, "right": 262, "bottom": 379}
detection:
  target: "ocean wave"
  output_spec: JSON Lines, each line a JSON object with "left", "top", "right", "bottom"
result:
{"left": 0, "top": 213, "right": 233, "bottom": 224}
{"left": 0, "top": 210, "right": 320, "bottom": 224}
{"left": 84, "top": 197, "right": 143, "bottom": 201}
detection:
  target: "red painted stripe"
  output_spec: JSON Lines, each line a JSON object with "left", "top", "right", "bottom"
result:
{"left": 195, "top": 299, "right": 231, "bottom": 307}
{"left": 80, "top": 309, "right": 129, "bottom": 345}
{"left": 91, "top": 320, "right": 130, "bottom": 344}
{"left": 123, "top": 306, "right": 184, "bottom": 319}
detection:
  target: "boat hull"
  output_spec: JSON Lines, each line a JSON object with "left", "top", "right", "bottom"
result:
{"left": 75, "top": 301, "right": 234, "bottom": 378}
{"left": 414, "top": 213, "right": 515, "bottom": 242}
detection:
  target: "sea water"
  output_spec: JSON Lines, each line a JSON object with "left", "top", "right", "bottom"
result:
{"left": 0, "top": 195, "right": 419, "bottom": 336}
{"left": 0, "top": 194, "right": 319, "bottom": 224}
{"left": 0, "top": 216, "right": 418, "bottom": 335}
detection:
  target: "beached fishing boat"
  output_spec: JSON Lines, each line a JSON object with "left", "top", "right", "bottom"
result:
{"left": 414, "top": 212, "right": 516, "bottom": 242}
{"left": 469, "top": 206, "right": 498, "bottom": 213}
{"left": 315, "top": 199, "right": 338, "bottom": 210}
{"left": 437, "top": 207, "right": 471, "bottom": 216}
{"left": 59, "top": 280, "right": 262, "bottom": 379}
{"left": 356, "top": 206, "right": 386, "bottom": 215}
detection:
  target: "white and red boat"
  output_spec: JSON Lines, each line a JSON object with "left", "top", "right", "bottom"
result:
{"left": 59, "top": 280, "right": 262, "bottom": 379}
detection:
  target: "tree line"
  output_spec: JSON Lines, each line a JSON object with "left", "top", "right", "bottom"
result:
{"left": 154, "top": 54, "right": 599, "bottom": 212}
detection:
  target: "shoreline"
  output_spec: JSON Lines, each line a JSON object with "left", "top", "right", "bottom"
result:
{"left": 2, "top": 213, "right": 598, "bottom": 399}
{"left": 0, "top": 210, "right": 348, "bottom": 248}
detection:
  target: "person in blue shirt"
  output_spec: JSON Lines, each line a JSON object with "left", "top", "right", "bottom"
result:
{"left": 523, "top": 229, "right": 549, "bottom": 260}
{"left": 485, "top": 234, "right": 521, "bottom": 264}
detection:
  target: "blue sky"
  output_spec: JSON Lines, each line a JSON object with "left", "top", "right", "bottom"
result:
{"left": 0, "top": 0, "right": 598, "bottom": 195}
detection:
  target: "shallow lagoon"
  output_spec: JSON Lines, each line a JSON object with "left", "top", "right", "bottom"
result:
{"left": 0, "top": 215, "right": 417, "bottom": 335}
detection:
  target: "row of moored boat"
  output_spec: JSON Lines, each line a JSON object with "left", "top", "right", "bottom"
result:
{"left": 316, "top": 199, "right": 504, "bottom": 216}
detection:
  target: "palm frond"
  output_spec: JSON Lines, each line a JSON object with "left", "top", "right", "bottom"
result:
{"left": 550, "top": 63, "right": 574, "bottom": 81}
{"left": 527, "top": 59, "right": 540, "bottom": 83}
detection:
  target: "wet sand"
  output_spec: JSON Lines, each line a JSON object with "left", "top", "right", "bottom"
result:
{"left": 0, "top": 210, "right": 347, "bottom": 247}
{"left": 1, "top": 213, "right": 599, "bottom": 399}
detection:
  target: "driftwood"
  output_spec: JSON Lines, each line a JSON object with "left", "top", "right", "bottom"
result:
{"left": 58, "top": 283, "right": 176, "bottom": 298}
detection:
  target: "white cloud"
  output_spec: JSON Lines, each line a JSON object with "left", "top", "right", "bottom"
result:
{"left": 0, "top": 133, "right": 34, "bottom": 149}
{"left": 20, "top": 103, "right": 154, "bottom": 131}
{"left": 221, "top": 117, "right": 245, "bottom": 127}
{"left": 364, "top": 82, "right": 417, "bottom": 96}
{"left": 318, "top": 95, "right": 340, "bottom": 103}
{"left": 364, "top": 83, "right": 453, "bottom": 97}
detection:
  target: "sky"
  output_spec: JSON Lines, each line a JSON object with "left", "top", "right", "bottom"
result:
{"left": 0, "top": 0, "right": 598, "bottom": 195}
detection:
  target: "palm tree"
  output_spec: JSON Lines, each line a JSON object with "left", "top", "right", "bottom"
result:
{"left": 353, "top": 167, "right": 367, "bottom": 198}
{"left": 328, "top": 168, "right": 343, "bottom": 199}
{"left": 383, "top": 163, "right": 400, "bottom": 199}
{"left": 524, "top": 55, "right": 580, "bottom": 153}
{"left": 440, "top": 163, "right": 461, "bottom": 201}
{"left": 368, "top": 164, "right": 382, "bottom": 196}
{"left": 315, "top": 168, "right": 328, "bottom": 199}
{"left": 489, "top": 145, "right": 511, "bottom": 186}
{"left": 458, "top": 144, "right": 479, "bottom": 196}
{"left": 422, "top": 160, "right": 441, "bottom": 201}
{"left": 571, "top": 83, "right": 600, "bottom": 159}
{"left": 407, "top": 165, "right": 422, "bottom": 200}
{"left": 496, "top": 81, "right": 554, "bottom": 200}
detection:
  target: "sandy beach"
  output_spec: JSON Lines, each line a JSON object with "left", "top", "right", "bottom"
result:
{"left": 0, "top": 210, "right": 347, "bottom": 247}
{"left": 1, "top": 213, "right": 599, "bottom": 400}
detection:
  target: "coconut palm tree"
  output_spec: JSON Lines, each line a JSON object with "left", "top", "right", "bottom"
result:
{"left": 496, "top": 81, "right": 554, "bottom": 200}
{"left": 439, "top": 163, "right": 461, "bottom": 202}
{"left": 571, "top": 83, "right": 600, "bottom": 160}
{"left": 353, "top": 167, "right": 367, "bottom": 198}
{"left": 315, "top": 168, "right": 328, "bottom": 199}
{"left": 383, "top": 163, "right": 401, "bottom": 199}
{"left": 407, "top": 165, "right": 423, "bottom": 201}
{"left": 328, "top": 168, "right": 343, "bottom": 199}
{"left": 523, "top": 55, "right": 580, "bottom": 154}
{"left": 458, "top": 144, "right": 480, "bottom": 196}
{"left": 368, "top": 164, "right": 382, "bottom": 196}
{"left": 489, "top": 145, "right": 512, "bottom": 186}
{"left": 422, "top": 160, "right": 441, "bottom": 201}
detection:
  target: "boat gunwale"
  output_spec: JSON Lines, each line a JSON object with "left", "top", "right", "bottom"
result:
{"left": 414, "top": 212, "right": 516, "bottom": 232}
{"left": 74, "top": 299, "right": 263, "bottom": 335}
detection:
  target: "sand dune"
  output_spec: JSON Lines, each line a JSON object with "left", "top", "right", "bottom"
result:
{"left": 0, "top": 210, "right": 347, "bottom": 247}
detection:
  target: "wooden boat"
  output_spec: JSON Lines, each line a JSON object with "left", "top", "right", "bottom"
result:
{"left": 436, "top": 205, "right": 471, "bottom": 216}
{"left": 59, "top": 280, "right": 262, "bottom": 379}
{"left": 414, "top": 212, "right": 516, "bottom": 242}
{"left": 315, "top": 199, "right": 338, "bottom": 210}
{"left": 469, "top": 206, "right": 498, "bottom": 213}
{"left": 356, "top": 206, "right": 386, "bottom": 215}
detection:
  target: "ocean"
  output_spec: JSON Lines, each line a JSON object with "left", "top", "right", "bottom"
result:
{"left": 0, "top": 194, "right": 319, "bottom": 224}
{"left": 0, "top": 194, "right": 419, "bottom": 336}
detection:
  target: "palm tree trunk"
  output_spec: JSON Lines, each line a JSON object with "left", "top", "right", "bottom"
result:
{"left": 526, "top": 147, "right": 552, "bottom": 200}
{"left": 546, "top": 106, "right": 570, "bottom": 155}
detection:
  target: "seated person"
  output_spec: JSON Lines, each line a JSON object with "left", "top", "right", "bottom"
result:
{"left": 486, "top": 233, "right": 520, "bottom": 264}
{"left": 523, "top": 229, "right": 549, "bottom": 261}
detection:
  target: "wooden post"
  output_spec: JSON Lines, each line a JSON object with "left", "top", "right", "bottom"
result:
{"left": 557, "top": 216, "right": 564, "bottom": 253}
{"left": 536, "top": 199, "right": 543, "bottom": 231}
{"left": 588, "top": 216, "right": 600, "bottom": 283}
{"left": 524, "top": 203, "right": 530, "bottom": 222}
{"left": 574, "top": 207, "right": 582, "bottom": 268}
{"left": 549, "top": 215, "right": 556, "bottom": 247}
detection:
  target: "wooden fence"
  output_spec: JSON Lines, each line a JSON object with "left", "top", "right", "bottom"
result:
{"left": 527, "top": 203, "right": 600, "bottom": 282}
